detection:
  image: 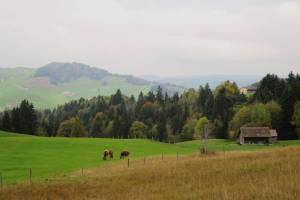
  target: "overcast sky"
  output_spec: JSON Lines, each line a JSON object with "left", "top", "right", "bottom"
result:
{"left": 0, "top": 0, "right": 299, "bottom": 76}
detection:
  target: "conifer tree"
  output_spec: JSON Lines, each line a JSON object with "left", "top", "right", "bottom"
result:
{"left": 2, "top": 111, "right": 11, "bottom": 131}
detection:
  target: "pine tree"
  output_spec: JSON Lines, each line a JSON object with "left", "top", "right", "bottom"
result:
{"left": 213, "top": 87, "right": 232, "bottom": 138}
{"left": 204, "top": 89, "right": 214, "bottom": 119}
{"left": 157, "top": 109, "right": 166, "bottom": 142}
{"left": 119, "top": 102, "right": 130, "bottom": 138}
{"left": 46, "top": 113, "right": 55, "bottom": 136}
{"left": 146, "top": 91, "right": 155, "bottom": 102}
{"left": 2, "top": 111, "right": 11, "bottom": 131}
{"left": 11, "top": 107, "right": 21, "bottom": 132}
{"left": 197, "top": 83, "right": 210, "bottom": 113}
{"left": 135, "top": 92, "right": 144, "bottom": 119}
{"left": 19, "top": 100, "right": 37, "bottom": 134}
{"left": 110, "top": 89, "right": 123, "bottom": 105}
{"left": 156, "top": 86, "right": 164, "bottom": 104}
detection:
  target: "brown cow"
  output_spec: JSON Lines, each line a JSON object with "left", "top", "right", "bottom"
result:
{"left": 103, "top": 149, "right": 113, "bottom": 160}
{"left": 120, "top": 150, "right": 130, "bottom": 159}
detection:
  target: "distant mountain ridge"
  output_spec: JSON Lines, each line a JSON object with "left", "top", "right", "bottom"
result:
{"left": 34, "top": 62, "right": 184, "bottom": 92}
{"left": 142, "top": 74, "right": 263, "bottom": 89}
{"left": 35, "top": 62, "right": 151, "bottom": 86}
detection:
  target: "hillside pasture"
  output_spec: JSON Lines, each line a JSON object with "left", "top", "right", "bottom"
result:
{"left": 0, "top": 131, "right": 192, "bottom": 184}
{"left": 0, "top": 68, "right": 152, "bottom": 110}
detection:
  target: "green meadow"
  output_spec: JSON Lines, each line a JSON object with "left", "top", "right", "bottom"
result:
{"left": 0, "top": 131, "right": 299, "bottom": 184}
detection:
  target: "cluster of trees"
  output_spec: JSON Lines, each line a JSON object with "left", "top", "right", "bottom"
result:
{"left": 251, "top": 72, "right": 300, "bottom": 139}
{"left": 0, "top": 100, "right": 37, "bottom": 134}
{"left": 228, "top": 101, "right": 282, "bottom": 138}
{"left": 227, "top": 72, "right": 300, "bottom": 140}
{"left": 1, "top": 72, "right": 300, "bottom": 141}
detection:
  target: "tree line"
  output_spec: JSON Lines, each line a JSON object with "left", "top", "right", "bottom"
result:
{"left": 1, "top": 72, "right": 300, "bottom": 141}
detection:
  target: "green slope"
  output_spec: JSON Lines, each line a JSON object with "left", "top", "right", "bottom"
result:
{"left": 0, "top": 131, "right": 193, "bottom": 184}
{"left": 0, "top": 131, "right": 299, "bottom": 184}
{"left": 0, "top": 68, "right": 151, "bottom": 110}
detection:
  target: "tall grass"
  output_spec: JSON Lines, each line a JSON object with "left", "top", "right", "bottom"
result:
{"left": 1, "top": 147, "right": 299, "bottom": 200}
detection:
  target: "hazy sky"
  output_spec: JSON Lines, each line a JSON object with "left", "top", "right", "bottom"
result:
{"left": 0, "top": 0, "right": 299, "bottom": 76}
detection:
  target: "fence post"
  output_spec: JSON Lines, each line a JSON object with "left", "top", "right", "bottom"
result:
{"left": 177, "top": 152, "right": 179, "bottom": 160}
{"left": 29, "top": 168, "right": 32, "bottom": 184}
{"left": 127, "top": 158, "right": 130, "bottom": 168}
{"left": 161, "top": 153, "right": 164, "bottom": 161}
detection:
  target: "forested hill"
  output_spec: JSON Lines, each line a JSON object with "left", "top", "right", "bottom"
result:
{"left": 35, "top": 62, "right": 111, "bottom": 84}
{"left": 35, "top": 62, "right": 150, "bottom": 85}
{"left": 0, "top": 62, "right": 184, "bottom": 110}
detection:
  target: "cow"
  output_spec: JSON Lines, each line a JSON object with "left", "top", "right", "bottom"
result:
{"left": 103, "top": 149, "right": 113, "bottom": 160}
{"left": 120, "top": 150, "right": 130, "bottom": 159}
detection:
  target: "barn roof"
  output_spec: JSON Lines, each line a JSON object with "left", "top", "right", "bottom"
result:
{"left": 270, "top": 129, "right": 278, "bottom": 137}
{"left": 240, "top": 127, "right": 277, "bottom": 138}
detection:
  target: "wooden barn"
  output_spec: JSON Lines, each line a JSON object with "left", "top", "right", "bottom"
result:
{"left": 237, "top": 127, "right": 278, "bottom": 145}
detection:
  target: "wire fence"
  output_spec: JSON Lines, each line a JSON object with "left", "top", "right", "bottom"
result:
{"left": 0, "top": 150, "right": 217, "bottom": 187}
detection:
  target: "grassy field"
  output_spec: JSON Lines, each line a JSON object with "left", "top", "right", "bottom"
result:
{"left": 1, "top": 146, "right": 299, "bottom": 200}
{"left": 0, "top": 131, "right": 299, "bottom": 185}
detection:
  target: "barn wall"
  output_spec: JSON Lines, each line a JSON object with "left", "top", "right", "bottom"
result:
{"left": 244, "top": 137, "right": 269, "bottom": 144}
{"left": 239, "top": 135, "right": 244, "bottom": 144}
{"left": 269, "top": 137, "right": 277, "bottom": 144}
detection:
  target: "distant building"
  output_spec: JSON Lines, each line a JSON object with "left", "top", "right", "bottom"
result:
{"left": 239, "top": 87, "right": 248, "bottom": 94}
{"left": 237, "top": 127, "right": 278, "bottom": 145}
{"left": 239, "top": 86, "right": 257, "bottom": 95}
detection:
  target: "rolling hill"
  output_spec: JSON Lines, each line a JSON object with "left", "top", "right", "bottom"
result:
{"left": 0, "top": 62, "right": 184, "bottom": 110}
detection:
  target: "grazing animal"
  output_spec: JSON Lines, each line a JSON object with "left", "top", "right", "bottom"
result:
{"left": 120, "top": 150, "right": 130, "bottom": 159}
{"left": 103, "top": 149, "right": 113, "bottom": 160}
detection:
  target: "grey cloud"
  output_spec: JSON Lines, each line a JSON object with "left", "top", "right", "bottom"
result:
{"left": 0, "top": 0, "right": 299, "bottom": 76}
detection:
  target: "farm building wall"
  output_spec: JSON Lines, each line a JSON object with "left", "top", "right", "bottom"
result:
{"left": 268, "top": 137, "right": 277, "bottom": 144}
{"left": 244, "top": 137, "right": 269, "bottom": 144}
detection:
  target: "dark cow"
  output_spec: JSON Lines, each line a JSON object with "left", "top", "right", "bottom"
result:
{"left": 120, "top": 150, "right": 130, "bottom": 159}
{"left": 103, "top": 149, "right": 113, "bottom": 160}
